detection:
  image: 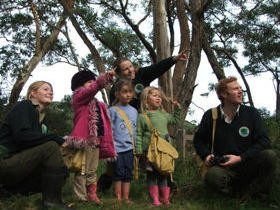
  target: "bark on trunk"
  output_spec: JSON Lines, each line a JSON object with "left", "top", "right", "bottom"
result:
{"left": 201, "top": 21, "right": 225, "bottom": 80}
{"left": 275, "top": 76, "right": 280, "bottom": 120}
{"left": 60, "top": 0, "right": 109, "bottom": 104}
{"left": 153, "top": 0, "right": 172, "bottom": 111}
{"left": 8, "top": 15, "right": 67, "bottom": 107}
{"left": 172, "top": 0, "right": 190, "bottom": 96}
{"left": 175, "top": 0, "right": 204, "bottom": 126}
{"left": 69, "top": 15, "right": 109, "bottom": 104}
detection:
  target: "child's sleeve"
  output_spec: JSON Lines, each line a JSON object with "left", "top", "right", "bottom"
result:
{"left": 166, "top": 108, "right": 182, "bottom": 145}
{"left": 135, "top": 114, "right": 145, "bottom": 155}
{"left": 168, "top": 107, "right": 181, "bottom": 125}
{"left": 72, "top": 72, "right": 113, "bottom": 106}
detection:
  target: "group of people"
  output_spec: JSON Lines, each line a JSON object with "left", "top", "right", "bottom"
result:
{"left": 0, "top": 51, "right": 277, "bottom": 209}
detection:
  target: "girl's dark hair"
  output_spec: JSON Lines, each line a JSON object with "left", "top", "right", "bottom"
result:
{"left": 113, "top": 57, "right": 131, "bottom": 75}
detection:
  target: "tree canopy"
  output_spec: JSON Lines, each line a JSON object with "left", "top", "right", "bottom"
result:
{"left": 0, "top": 0, "right": 279, "bottom": 122}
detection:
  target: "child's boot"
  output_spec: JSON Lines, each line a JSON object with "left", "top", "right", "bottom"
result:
{"left": 147, "top": 185, "right": 161, "bottom": 206}
{"left": 160, "top": 186, "right": 170, "bottom": 205}
{"left": 87, "top": 184, "right": 102, "bottom": 205}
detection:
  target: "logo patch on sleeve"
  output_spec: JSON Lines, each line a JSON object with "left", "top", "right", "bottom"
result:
{"left": 239, "top": 126, "right": 250, "bottom": 137}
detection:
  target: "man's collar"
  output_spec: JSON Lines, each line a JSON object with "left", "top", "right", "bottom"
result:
{"left": 219, "top": 104, "right": 240, "bottom": 123}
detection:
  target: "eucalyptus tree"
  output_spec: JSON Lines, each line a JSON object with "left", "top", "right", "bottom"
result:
{"left": 239, "top": 0, "right": 280, "bottom": 117}
{"left": 201, "top": 0, "right": 255, "bottom": 107}
{"left": 6, "top": 0, "right": 267, "bottom": 128}
{"left": 0, "top": 0, "right": 74, "bottom": 107}
{"left": 72, "top": 0, "right": 222, "bottom": 130}
{"left": 204, "top": 0, "right": 280, "bottom": 114}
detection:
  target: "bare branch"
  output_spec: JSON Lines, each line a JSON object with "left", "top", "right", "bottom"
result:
{"left": 75, "top": 11, "right": 120, "bottom": 57}
{"left": 27, "top": 0, "right": 41, "bottom": 55}
{"left": 100, "top": 0, "right": 156, "bottom": 61}
{"left": 64, "top": 22, "right": 81, "bottom": 71}
{"left": 214, "top": 47, "right": 255, "bottom": 107}
{"left": 137, "top": 0, "right": 152, "bottom": 26}
{"left": 200, "top": 0, "right": 213, "bottom": 14}
{"left": 69, "top": 14, "right": 105, "bottom": 73}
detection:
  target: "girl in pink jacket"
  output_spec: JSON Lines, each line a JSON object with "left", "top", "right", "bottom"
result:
{"left": 65, "top": 70, "right": 116, "bottom": 204}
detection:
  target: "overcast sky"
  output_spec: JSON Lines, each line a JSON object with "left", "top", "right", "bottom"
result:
{"left": 21, "top": 18, "right": 276, "bottom": 124}
{"left": 21, "top": 51, "right": 275, "bottom": 124}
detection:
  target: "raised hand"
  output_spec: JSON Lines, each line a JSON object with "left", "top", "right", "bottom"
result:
{"left": 108, "top": 68, "right": 116, "bottom": 77}
{"left": 174, "top": 50, "right": 188, "bottom": 62}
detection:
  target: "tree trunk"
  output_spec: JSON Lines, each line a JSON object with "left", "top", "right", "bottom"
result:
{"left": 201, "top": 22, "right": 225, "bottom": 80}
{"left": 69, "top": 14, "right": 109, "bottom": 104}
{"left": 172, "top": 0, "right": 190, "bottom": 97}
{"left": 275, "top": 74, "right": 280, "bottom": 120}
{"left": 153, "top": 0, "right": 172, "bottom": 111}
{"left": 59, "top": 0, "right": 110, "bottom": 104}
{"left": 175, "top": 0, "right": 204, "bottom": 126}
{"left": 8, "top": 14, "right": 67, "bottom": 107}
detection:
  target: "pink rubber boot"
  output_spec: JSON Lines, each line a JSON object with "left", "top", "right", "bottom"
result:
{"left": 87, "top": 184, "right": 102, "bottom": 205}
{"left": 147, "top": 185, "right": 162, "bottom": 206}
{"left": 160, "top": 186, "right": 170, "bottom": 205}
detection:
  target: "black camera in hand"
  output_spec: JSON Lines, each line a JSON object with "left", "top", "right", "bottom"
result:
{"left": 210, "top": 155, "right": 229, "bottom": 165}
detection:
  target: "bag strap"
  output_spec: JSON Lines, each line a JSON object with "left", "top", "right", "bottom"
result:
{"left": 210, "top": 107, "right": 218, "bottom": 154}
{"left": 113, "top": 106, "right": 140, "bottom": 181}
{"left": 143, "top": 113, "right": 155, "bottom": 131}
{"left": 143, "top": 113, "right": 163, "bottom": 138}
{"left": 81, "top": 150, "right": 86, "bottom": 175}
{"left": 113, "top": 106, "right": 135, "bottom": 153}
{"left": 143, "top": 113, "right": 162, "bottom": 147}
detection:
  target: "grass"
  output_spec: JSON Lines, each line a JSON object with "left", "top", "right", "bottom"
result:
{"left": 1, "top": 153, "right": 280, "bottom": 210}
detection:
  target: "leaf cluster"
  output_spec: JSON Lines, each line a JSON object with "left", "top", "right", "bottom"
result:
{"left": 44, "top": 95, "right": 73, "bottom": 136}
{"left": 73, "top": 1, "right": 150, "bottom": 68}
{"left": 207, "top": 0, "right": 280, "bottom": 76}
{"left": 0, "top": 1, "right": 74, "bottom": 79}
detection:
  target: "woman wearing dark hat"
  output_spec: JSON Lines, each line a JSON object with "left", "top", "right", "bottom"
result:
{"left": 64, "top": 70, "right": 116, "bottom": 204}
{"left": 0, "top": 81, "right": 73, "bottom": 210}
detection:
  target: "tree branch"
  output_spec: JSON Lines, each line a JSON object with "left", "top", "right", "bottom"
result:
{"left": 63, "top": 22, "right": 81, "bottom": 71}
{"left": 136, "top": 0, "right": 152, "bottom": 26}
{"left": 27, "top": 0, "right": 41, "bottom": 55}
{"left": 100, "top": 0, "right": 156, "bottom": 62}
{"left": 215, "top": 47, "right": 255, "bottom": 107}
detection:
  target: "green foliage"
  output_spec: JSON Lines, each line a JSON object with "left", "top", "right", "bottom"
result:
{"left": 72, "top": 0, "right": 152, "bottom": 71}
{"left": 264, "top": 117, "right": 280, "bottom": 143}
{"left": 0, "top": 1, "right": 74, "bottom": 91}
{"left": 212, "top": 0, "right": 280, "bottom": 76}
{"left": 184, "top": 121, "right": 197, "bottom": 134}
{"left": 2, "top": 149, "right": 280, "bottom": 209}
{"left": 44, "top": 95, "right": 73, "bottom": 136}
